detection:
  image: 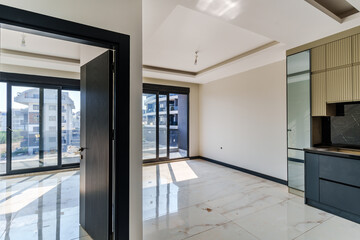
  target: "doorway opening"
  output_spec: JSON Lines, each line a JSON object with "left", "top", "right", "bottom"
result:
{"left": 142, "top": 84, "right": 189, "bottom": 163}
{"left": 0, "top": 4, "right": 130, "bottom": 239}
{"left": 0, "top": 25, "right": 109, "bottom": 176}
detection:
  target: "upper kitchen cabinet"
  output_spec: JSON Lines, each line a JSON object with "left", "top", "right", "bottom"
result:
{"left": 353, "top": 65, "right": 360, "bottom": 101}
{"left": 311, "top": 45, "right": 326, "bottom": 72}
{"left": 326, "top": 67, "right": 352, "bottom": 103}
{"left": 326, "top": 37, "right": 352, "bottom": 69}
{"left": 352, "top": 34, "right": 360, "bottom": 64}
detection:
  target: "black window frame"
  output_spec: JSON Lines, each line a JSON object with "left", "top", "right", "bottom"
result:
{"left": 143, "top": 83, "right": 190, "bottom": 163}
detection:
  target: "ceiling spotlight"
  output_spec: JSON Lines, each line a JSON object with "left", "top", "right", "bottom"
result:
{"left": 194, "top": 51, "right": 199, "bottom": 65}
{"left": 21, "top": 33, "right": 26, "bottom": 47}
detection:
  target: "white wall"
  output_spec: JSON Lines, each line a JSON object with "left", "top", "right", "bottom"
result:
{"left": 199, "top": 60, "right": 287, "bottom": 181}
{"left": 0, "top": 1, "right": 143, "bottom": 239}
{"left": 143, "top": 77, "right": 199, "bottom": 157}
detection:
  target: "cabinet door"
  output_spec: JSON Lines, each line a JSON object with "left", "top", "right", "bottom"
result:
{"left": 352, "top": 34, "right": 360, "bottom": 64}
{"left": 353, "top": 65, "right": 360, "bottom": 101}
{"left": 305, "top": 153, "right": 319, "bottom": 202}
{"left": 311, "top": 45, "right": 326, "bottom": 72}
{"left": 326, "top": 67, "right": 352, "bottom": 103}
{"left": 287, "top": 73, "right": 311, "bottom": 149}
{"left": 311, "top": 72, "right": 327, "bottom": 116}
{"left": 326, "top": 37, "right": 351, "bottom": 69}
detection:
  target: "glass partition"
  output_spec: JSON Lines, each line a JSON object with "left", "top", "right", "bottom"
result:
{"left": 287, "top": 50, "right": 310, "bottom": 192}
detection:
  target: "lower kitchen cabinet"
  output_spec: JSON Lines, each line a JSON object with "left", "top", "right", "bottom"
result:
{"left": 305, "top": 151, "right": 360, "bottom": 223}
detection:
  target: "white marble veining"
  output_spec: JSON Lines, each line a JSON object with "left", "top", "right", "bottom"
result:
{"left": 1, "top": 160, "right": 360, "bottom": 240}
{"left": 143, "top": 159, "right": 360, "bottom": 240}
{"left": 0, "top": 171, "right": 89, "bottom": 240}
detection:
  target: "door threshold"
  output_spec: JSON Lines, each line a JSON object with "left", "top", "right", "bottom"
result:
{"left": 142, "top": 158, "right": 189, "bottom": 166}
{"left": 0, "top": 167, "right": 80, "bottom": 179}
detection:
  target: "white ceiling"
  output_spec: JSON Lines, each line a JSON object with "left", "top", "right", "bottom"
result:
{"left": 143, "top": 0, "right": 360, "bottom": 84}
{"left": 0, "top": 28, "right": 107, "bottom": 78}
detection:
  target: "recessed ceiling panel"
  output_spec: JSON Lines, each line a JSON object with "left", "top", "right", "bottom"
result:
{"left": 143, "top": 5, "right": 273, "bottom": 72}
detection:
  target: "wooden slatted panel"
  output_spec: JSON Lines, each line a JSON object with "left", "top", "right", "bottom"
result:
{"left": 353, "top": 34, "right": 360, "bottom": 64}
{"left": 353, "top": 65, "right": 360, "bottom": 101}
{"left": 326, "top": 37, "right": 351, "bottom": 69}
{"left": 312, "top": 72, "right": 327, "bottom": 116}
{"left": 311, "top": 46, "right": 326, "bottom": 72}
{"left": 326, "top": 67, "right": 352, "bottom": 103}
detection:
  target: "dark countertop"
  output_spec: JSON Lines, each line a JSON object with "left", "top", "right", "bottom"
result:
{"left": 304, "top": 146, "right": 360, "bottom": 160}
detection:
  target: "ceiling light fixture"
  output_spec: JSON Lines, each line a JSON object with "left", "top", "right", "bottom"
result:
{"left": 194, "top": 51, "right": 199, "bottom": 65}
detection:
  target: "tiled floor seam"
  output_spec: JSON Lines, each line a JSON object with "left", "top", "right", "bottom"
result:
{"left": 180, "top": 220, "right": 233, "bottom": 240}
{"left": 292, "top": 216, "right": 335, "bottom": 240}
{"left": 230, "top": 220, "right": 261, "bottom": 240}
{"left": 225, "top": 197, "right": 291, "bottom": 223}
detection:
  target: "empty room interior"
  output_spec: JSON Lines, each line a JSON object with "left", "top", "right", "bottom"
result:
{"left": 2, "top": 0, "right": 360, "bottom": 240}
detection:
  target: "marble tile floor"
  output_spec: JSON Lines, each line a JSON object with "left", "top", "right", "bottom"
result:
{"left": 143, "top": 159, "right": 360, "bottom": 240}
{"left": 0, "top": 170, "right": 90, "bottom": 240}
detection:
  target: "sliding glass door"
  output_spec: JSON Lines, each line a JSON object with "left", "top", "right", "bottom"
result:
{"left": 0, "top": 82, "right": 6, "bottom": 174}
{"left": 10, "top": 84, "right": 59, "bottom": 171}
{"left": 142, "top": 92, "right": 169, "bottom": 161}
{"left": 0, "top": 81, "right": 80, "bottom": 176}
{"left": 169, "top": 93, "right": 188, "bottom": 159}
{"left": 142, "top": 93, "right": 157, "bottom": 160}
{"left": 142, "top": 85, "right": 189, "bottom": 162}
{"left": 158, "top": 94, "right": 168, "bottom": 159}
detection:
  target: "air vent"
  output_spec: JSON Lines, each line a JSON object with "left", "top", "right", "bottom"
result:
{"left": 306, "top": 0, "right": 359, "bottom": 23}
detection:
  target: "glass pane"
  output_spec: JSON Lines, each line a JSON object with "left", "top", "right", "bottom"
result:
{"left": 287, "top": 73, "right": 311, "bottom": 149}
{"left": 11, "top": 86, "right": 40, "bottom": 170}
{"left": 159, "top": 94, "right": 167, "bottom": 158}
{"left": 42, "top": 89, "right": 58, "bottom": 166}
{"left": 169, "top": 94, "right": 188, "bottom": 159}
{"left": 288, "top": 149, "right": 304, "bottom": 191}
{"left": 0, "top": 83, "right": 6, "bottom": 174}
{"left": 61, "top": 90, "right": 81, "bottom": 164}
{"left": 142, "top": 93, "right": 156, "bottom": 160}
{"left": 287, "top": 51, "right": 310, "bottom": 75}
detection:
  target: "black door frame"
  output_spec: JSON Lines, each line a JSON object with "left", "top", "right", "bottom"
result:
{"left": 0, "top": 5, "right": 130, "bottom": 240}
{"left": 143, "top": 84, "right": 190, "bottom": 163}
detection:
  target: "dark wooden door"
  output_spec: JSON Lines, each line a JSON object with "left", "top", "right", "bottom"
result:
{"left": 80, "top": 50, "right": 113, "bottom": 240}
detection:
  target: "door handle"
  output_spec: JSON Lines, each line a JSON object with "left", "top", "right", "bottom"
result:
{"left": 7, "top": 127, "right": 13, "bottom": 132}
{"left": 287, "top": 129, "right": 292, "bottom": 132}
{"left": 79, "top": 147, "right": 87, "bottom": 152}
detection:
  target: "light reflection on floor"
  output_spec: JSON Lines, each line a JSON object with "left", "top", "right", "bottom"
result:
{"left": 0, "top": 171, "right": 90, "bottom": 240}
{"left": 142, "top": 161, "right": 199, "bottom": 221}
{"left": 143, "top": 159, "right": 360, "bottom": 240}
